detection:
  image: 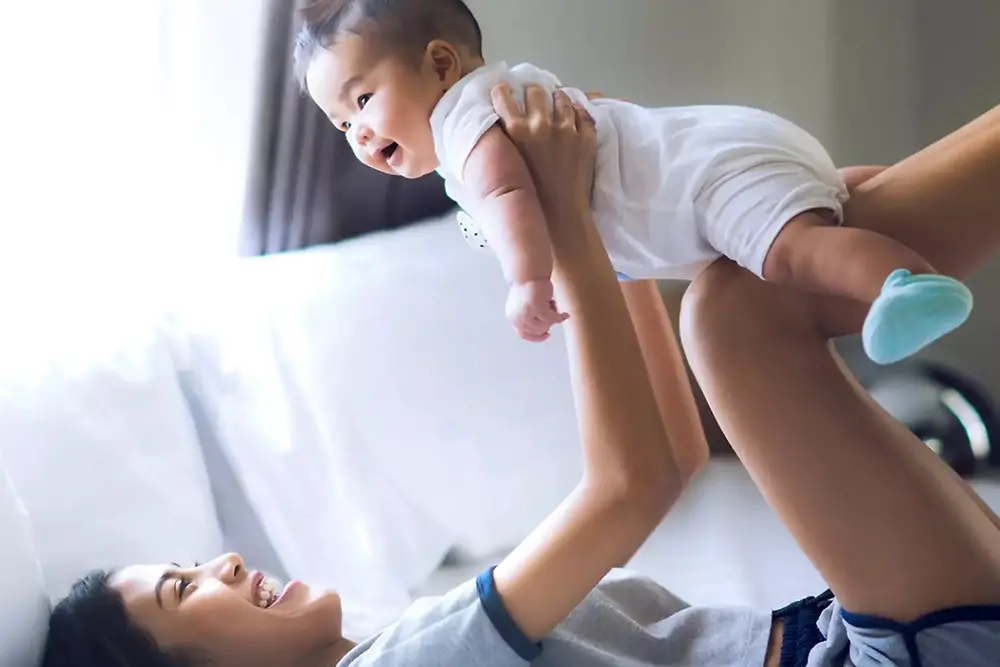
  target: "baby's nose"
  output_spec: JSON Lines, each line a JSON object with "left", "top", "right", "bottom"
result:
{"left": 353, "top": 124, "right": 374, "bottom": 145}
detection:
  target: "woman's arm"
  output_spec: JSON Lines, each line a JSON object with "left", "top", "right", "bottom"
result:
{"left": 489, "top": 85, "right": 685, "bottom": 641}
{"left": 621, "top": 280, "right": 709, "bottom": 484}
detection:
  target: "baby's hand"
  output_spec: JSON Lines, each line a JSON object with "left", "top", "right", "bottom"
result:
{"left": 505, "top": 280, "right": 569, "bottom": 342}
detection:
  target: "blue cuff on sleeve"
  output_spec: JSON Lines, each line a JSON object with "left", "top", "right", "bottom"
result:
{"left": 475, "top": 567, "right": 543, "bottom": 661}
{"left": 615, "top": 271, "right": 633, "bottom": 282}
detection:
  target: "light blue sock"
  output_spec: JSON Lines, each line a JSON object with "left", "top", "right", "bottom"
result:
{"left": 862, "top": 269, "right": 973, "bottom": 365}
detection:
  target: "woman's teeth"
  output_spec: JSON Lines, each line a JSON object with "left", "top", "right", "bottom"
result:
{"left": 256, "top": 577, "right": 279, "bottom": 608}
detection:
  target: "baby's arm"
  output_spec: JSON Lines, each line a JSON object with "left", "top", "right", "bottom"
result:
{"left": 463, "top": 125, "right": 553, "bottom": 289}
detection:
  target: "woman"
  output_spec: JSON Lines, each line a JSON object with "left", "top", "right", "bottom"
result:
{"left": 43, "top": 90, "right": 1000, "bottom": 667}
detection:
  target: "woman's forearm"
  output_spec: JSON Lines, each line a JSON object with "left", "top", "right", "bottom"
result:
{"left": 621, "top": 280, "right": 709, "bottom": 484}
{"left": 551, "top": 209, "right": 681, "bottom": 500}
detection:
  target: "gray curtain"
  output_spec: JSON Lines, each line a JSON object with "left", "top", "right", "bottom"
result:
{"left": 240, "top": 0, "right": 455, "bottom": 256}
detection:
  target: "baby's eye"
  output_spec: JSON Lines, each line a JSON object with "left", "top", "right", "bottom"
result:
{"left": 358, "top": 93, "right": 372, "bottom": 109}
{"left": 341, "top": 121, "right": 351, "bottom": 131}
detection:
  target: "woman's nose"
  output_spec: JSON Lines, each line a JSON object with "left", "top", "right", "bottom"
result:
{"left": 208, "top": 552, "right": 245, "bottom": 583}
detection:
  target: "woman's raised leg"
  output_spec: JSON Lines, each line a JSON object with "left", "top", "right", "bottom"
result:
{"left": 680, "top": 259, "right": 1000, "bottom": 621}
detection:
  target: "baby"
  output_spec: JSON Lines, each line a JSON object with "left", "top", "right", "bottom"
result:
{"left": 296, "top": 0, "right": 972, "bottom": 364}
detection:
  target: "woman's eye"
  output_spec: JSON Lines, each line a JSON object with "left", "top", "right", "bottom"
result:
{"left": 341, "top": 121, "right": 352, "bottom": 131}
{"left": 358, "top": 93, "right": 372, "bottom": 109}
{"left": 178, "top": 578, "right": 193, "bottom": 599}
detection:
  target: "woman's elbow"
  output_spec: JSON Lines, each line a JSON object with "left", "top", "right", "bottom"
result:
{"left": 601, "top": 460, "right": 684, "bottom": 519}
{"left": 634, "top": 470, "right": 681, "bottom": 521}
{"left": 643, "top": 431, "right": 709, "bottom": 497}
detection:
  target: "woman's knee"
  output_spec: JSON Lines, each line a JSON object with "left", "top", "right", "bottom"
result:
{"left": 680, "top": 260, "right": 757, "bottom": 366}
{"left": 682, "top": 260, "right": 772, "bottom": 340}
{"left": 680, "top": 259, "right": 819, "bottom": 358}
{"left": 680, "top": 261, "right": 745, "bottom": 342}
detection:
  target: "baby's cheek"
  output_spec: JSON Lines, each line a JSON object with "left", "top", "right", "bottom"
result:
{"left": 418, "top": 142, "right": 440, "bottom": 169}
{"left": 404, "top": 130, "right": 437, "bottom": 171}
{"left": 422, "top": 127, "right": 442, "bottom": 161}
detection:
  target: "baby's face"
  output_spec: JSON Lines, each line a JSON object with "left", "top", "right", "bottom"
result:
{"left": 306, "top": 34, "right": 444, "bottom": 179}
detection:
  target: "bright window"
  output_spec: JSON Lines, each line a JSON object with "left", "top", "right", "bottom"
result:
{"left": 1, "top": 0, "right": 264, "bottom": 286}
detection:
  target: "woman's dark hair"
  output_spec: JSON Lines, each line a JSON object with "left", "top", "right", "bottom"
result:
{"left": 293, "top": 0, "right": 484, "bottom": 90}
{"left": 41, "top": 570, "right": 209, "bottom": 667}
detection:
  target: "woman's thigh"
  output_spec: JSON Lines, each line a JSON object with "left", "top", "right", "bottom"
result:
{"left": 807, "top": 102, "right": 1000, "bottom": 338}
{"left": 680, "top": 259, "right": 1000, "bottom": 622}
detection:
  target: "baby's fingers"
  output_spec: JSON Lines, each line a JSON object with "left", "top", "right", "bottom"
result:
{"left": 547, "top": 300, "right": 570, "bottom": 323}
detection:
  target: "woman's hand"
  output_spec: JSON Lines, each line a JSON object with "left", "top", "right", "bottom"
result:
{"left": 491, "top": 84, "right": 597, "bottom": 224}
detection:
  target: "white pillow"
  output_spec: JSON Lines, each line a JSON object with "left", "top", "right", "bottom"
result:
{"left": 275, "top": 219, "right": 584, "bottom": 559}
{"left": 0, "top": 279, "right": 224, "bottom": 600}
{"left": 0, "top": 456, "right": 49, "bottom": 667}
{"left": 174, "top": 253, "right": 454, "bottom": 628}
{"left": 175, "top": 214, "right": 584, "bottom": 604}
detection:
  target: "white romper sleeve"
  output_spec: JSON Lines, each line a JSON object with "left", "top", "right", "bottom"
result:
{"left": 430, "top": 62, "right": 562, "bottom": 252}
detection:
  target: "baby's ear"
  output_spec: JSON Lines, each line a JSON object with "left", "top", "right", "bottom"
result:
{"left": 425, "top": 39, "right": 463, "bottom": 86}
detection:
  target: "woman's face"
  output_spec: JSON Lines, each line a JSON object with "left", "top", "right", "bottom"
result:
{"left": 113, "top": 553, "right": 349, "bottom": 667}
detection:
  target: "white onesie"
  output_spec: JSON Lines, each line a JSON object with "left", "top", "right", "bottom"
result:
{"left": 431, "top": 62, "right": 849, "bottom": 281}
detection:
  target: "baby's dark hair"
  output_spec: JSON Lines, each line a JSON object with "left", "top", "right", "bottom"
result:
{"left": 41, "top": 570, "right": 209, "bottom": 667}
{"left": 294, "top": 0, "right": 483, "bottom": 90}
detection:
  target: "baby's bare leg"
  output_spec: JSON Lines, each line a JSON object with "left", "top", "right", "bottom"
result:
{"left": 762, "top": 209, "right": 972, "bottom": 364}
{"left": 762, "top": 210, "right": 935, "bottom": 303}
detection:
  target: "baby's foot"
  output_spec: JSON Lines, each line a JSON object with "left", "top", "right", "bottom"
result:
{"left": 862, "top": 269, "right": 973, "bottom": 365}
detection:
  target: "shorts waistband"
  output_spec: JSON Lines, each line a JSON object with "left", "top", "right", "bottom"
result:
{"left": 773, "top": 590, "right": 836, "bottom": 667}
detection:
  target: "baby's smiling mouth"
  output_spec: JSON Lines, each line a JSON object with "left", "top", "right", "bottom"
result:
{"left": 381, "top": 142, "right": 399, "bottom": 160}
